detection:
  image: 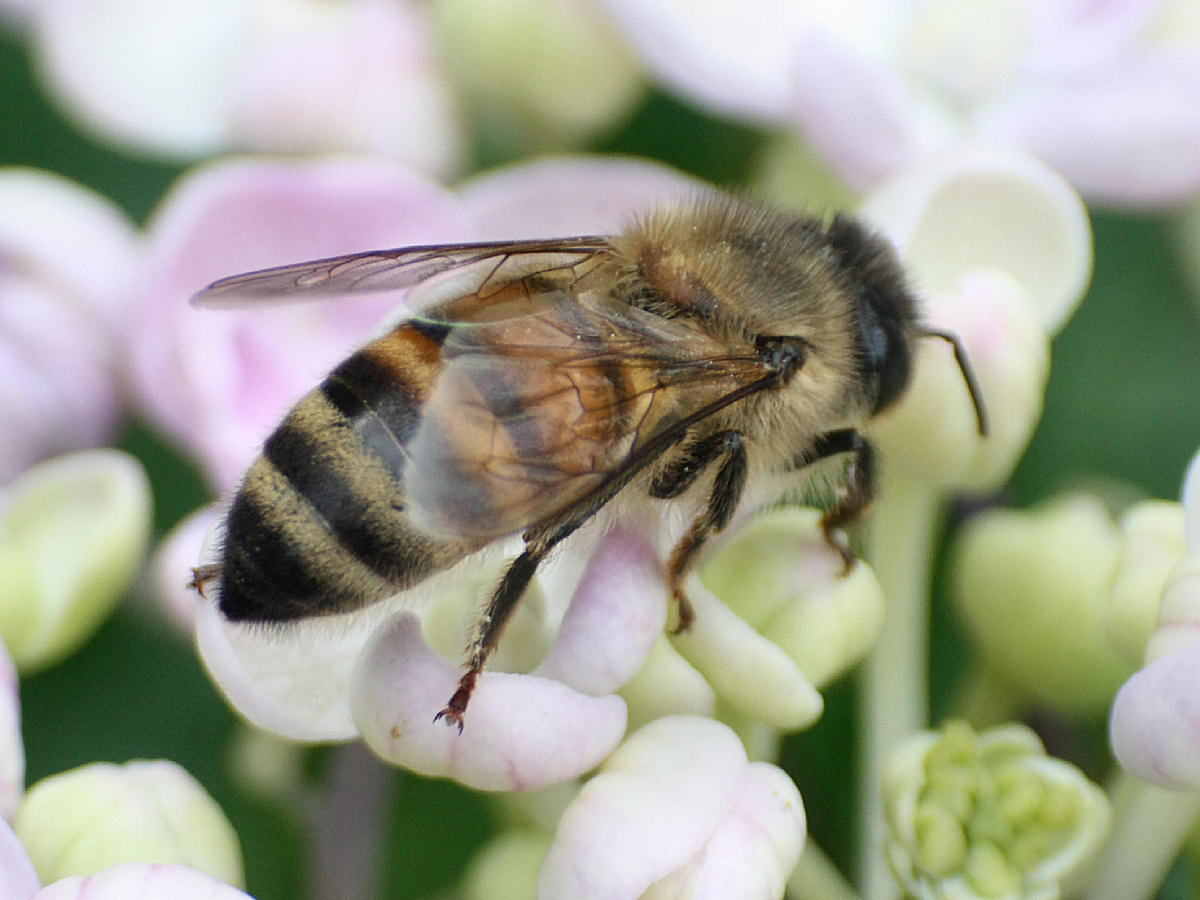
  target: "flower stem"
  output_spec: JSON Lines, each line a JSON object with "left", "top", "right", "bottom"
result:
{"left": 859, "top": 464, "right": 942, "bottom": 900}
{"left": 1083, "top": 773, "right": 1200, "bottom": 900}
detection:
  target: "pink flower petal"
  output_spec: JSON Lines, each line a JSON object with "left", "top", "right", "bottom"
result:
{"left": 1111, "top": 643, "right": 1200, "bottom": 788}
{"left": 0, "top": 819, "right": 39, "bottom": 900}
{"left": 458, "top": 155, "right": 706, "bottom": 239}
{"left": 129, "top": 157, "right": 467, "bottom": 489}
{"left": 979, "top": 55, "right": 1200, "bottom": 208}
{"left": 226, "top": 0, "right": 464, "bottom": 177}
{"left": 533, "top": 528, "right": 666, "bottom": 695}
{"left": 538, "top": 716, "right": 755, "bottom": 898}
{"left": 31, "top": 863, "right": 251, "bottom": 900}
{"left": 351, "top": 613, "right": 627, "bottom": 791}
{"left": 790, "top": 30, "right": 948, "bottom": 188}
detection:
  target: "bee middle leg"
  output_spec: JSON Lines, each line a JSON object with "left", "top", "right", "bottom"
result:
{"left": 651, "top": 430, "right": 748, "bottom": 634}
{"left": 792, "top": 429, "right": 875, "bottom": 571}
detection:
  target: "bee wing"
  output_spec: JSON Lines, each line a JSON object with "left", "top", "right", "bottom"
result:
{"left": 190, "top": 237, "right": 610, "bottom": 308}
{"left": 404, "top": 298, "right": 770, "bottom": 541}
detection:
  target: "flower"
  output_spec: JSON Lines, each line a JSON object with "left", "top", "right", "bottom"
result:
{"left": 538, "top": 716, "right": 806, "bottom": 899}
{"left": 14, "top": 761, "right": 243, "bottom": 889}
{"left": 860, "top": 145, "right": 1091, "bottom": 493}
{"left": 431, "top": 0, "right": 645, "bottom": 152}
{"left": 23, "top": 0, "right": 464, "bottom": 176}
{"left": 0, "top": 451, "right": 151, "bottom": 674}
{"left": 883, "top": 721, "right": 1111, "bottom": 900}
{"left": 0, "top": 819, "right": 252, "bottom": 900}
{"left": 1110, "top": 447, "right": 1200, "bottom": 786}
{"left": 597, "top": 0, "right": 1200, "bottom": 207}
{"left": 950, "top": 494, "right": 1178, "bottom": 717}
{"left": 0, "top": 169, "right": 137, "bottom": 481}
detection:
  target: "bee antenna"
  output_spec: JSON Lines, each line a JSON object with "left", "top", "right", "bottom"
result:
{"left": 920, "top": 328, "right": 989, "bottom": 436}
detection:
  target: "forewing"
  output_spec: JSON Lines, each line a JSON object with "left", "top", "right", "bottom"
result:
{"left": 190, "top": 237, "right": 609, "bottom": 308}
{"left": 403, "top": 299, "right": 767, "bottom": 541}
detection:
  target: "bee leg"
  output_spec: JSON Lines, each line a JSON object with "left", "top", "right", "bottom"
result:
{"left": 661, "top": 431, "right": 748, "bottom": 634}
{"left": 434, "top": 431, "right": 749, "bottom": 730}
{"left": 793, "top": 429, "right": 875, "bottom": 573}
{"left": 188, "top": 564, "right": 221, "bottom": 598}
{"left": 435, "top": 549, "right": 547, "bottom": 733}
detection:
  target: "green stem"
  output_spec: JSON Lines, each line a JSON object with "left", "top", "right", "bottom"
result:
{"left": 1083, "top": 773, "right": 1200, "bottom": 900}
{"left": 787, "top": 840, "right": 863, "bottom": 900}
{"left": 858, "top": 464, "right": 942, "bottom": 900}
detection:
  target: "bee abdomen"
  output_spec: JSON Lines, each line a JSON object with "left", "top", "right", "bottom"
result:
{"left": 218, "top": 322, "right": 478, "bottom": 622}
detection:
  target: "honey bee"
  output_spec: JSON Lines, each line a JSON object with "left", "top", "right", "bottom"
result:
{"left": 191, "top": 194, "right": 987, "bottom": 731}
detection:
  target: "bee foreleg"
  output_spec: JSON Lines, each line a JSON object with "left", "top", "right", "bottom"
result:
{"left": 792, "top": 429, "right": 875, "bottom": 572}
{"left": 665, "top": 431, "right": 747, "bottom": 634}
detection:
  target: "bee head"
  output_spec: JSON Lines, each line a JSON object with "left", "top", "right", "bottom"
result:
{"left": 824, "top": 215, "right": 919, "bottom": 418}
{"left": 826, "top": 215, "right": 988, "bottom": 435}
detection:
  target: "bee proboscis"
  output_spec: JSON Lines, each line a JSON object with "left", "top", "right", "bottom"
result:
{"left": 191, "top": 194, "right": 987, "bottom": 730}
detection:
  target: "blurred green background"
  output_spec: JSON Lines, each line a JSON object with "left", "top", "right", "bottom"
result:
{"left": 3, "top": 21, "right": 1199, "bottom": 900}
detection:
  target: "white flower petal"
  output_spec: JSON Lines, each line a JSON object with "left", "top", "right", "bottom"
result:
{"left": 0, "top": 819, "right": 39, "bottom": 900}
{"left": 458, "top": 155, "right": 705, "bottom": 239}
{"left": 32, "top": 863, "right": 252, "bottom": 900}
{"left": 861, "top": 144, "right": 1092, "bottom": 335}
{"left": 194, "top": 596, "right": 370, "bottom": 742}
{"left": 595, "top": 0, "right": 811, "bottom": 121}
{"left": 33, "top": 0, "right": 243, "bottom": 155}
{"left": 352, "top": 613, "right": 627, "bottom": 791}
{"left": 538, "top": 716, "right": 750, "bottom": 899}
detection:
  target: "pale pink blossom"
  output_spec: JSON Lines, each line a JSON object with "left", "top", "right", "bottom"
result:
{"left": 597, "top": 0, "right": 1200, "bottom": 206}
{"left": 538, "top": 716, "right": 805, "bottom": 899}
{"left": 26, "top": 0, "right": 464, "bottom": 177}
{"left": 0, "top": 169, "right": 138, "bottom": 480}
{"left": 1111, "top": 448, "right": 1200, "bottom": 786}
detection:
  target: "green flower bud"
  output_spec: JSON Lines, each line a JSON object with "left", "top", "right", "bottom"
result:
{"left": 461, "top": 829, "right": 552, "bottom": 900}
{"left": 14, "top": 760, "right": 243, "bottom": 887}
{"left": 951, "top": 494, "right": 1134, "bottom": 715}
{"left": 884, "top": 721, "right": 1110, "bottom": 900}
{"left": 0, "top": 450, "right": 151, "bottom": 672}
{"left": 1107, "top": 500, "right": 1187, "bottom": 665}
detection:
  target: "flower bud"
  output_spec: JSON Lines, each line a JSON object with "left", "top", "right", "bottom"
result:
{"left": 950, "top": 495, "right": 1134, "bottom": 716}
{"left": 14, "top": 761, "right": 243, "bottom": 888}
{"left": 0, "top": 451, "right": 151, "bottom": 673}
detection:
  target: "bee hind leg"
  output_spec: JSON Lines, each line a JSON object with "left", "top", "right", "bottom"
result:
{"left": 793, "top": 429, "right": 875, "bottom": 573}
{"left": 434, "top": 549, "right": 546, "bottom": 733}
{"left": 658, "top": 431, "right": 748, "bottom": 634}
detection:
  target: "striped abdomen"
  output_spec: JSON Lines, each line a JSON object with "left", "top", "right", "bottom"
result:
{"left": 218, "top": 320, "right": 482, "bottom": 622}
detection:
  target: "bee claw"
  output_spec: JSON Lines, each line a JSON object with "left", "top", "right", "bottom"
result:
{"left": 433, "top": 708, "right": 465, "bottom": 735}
